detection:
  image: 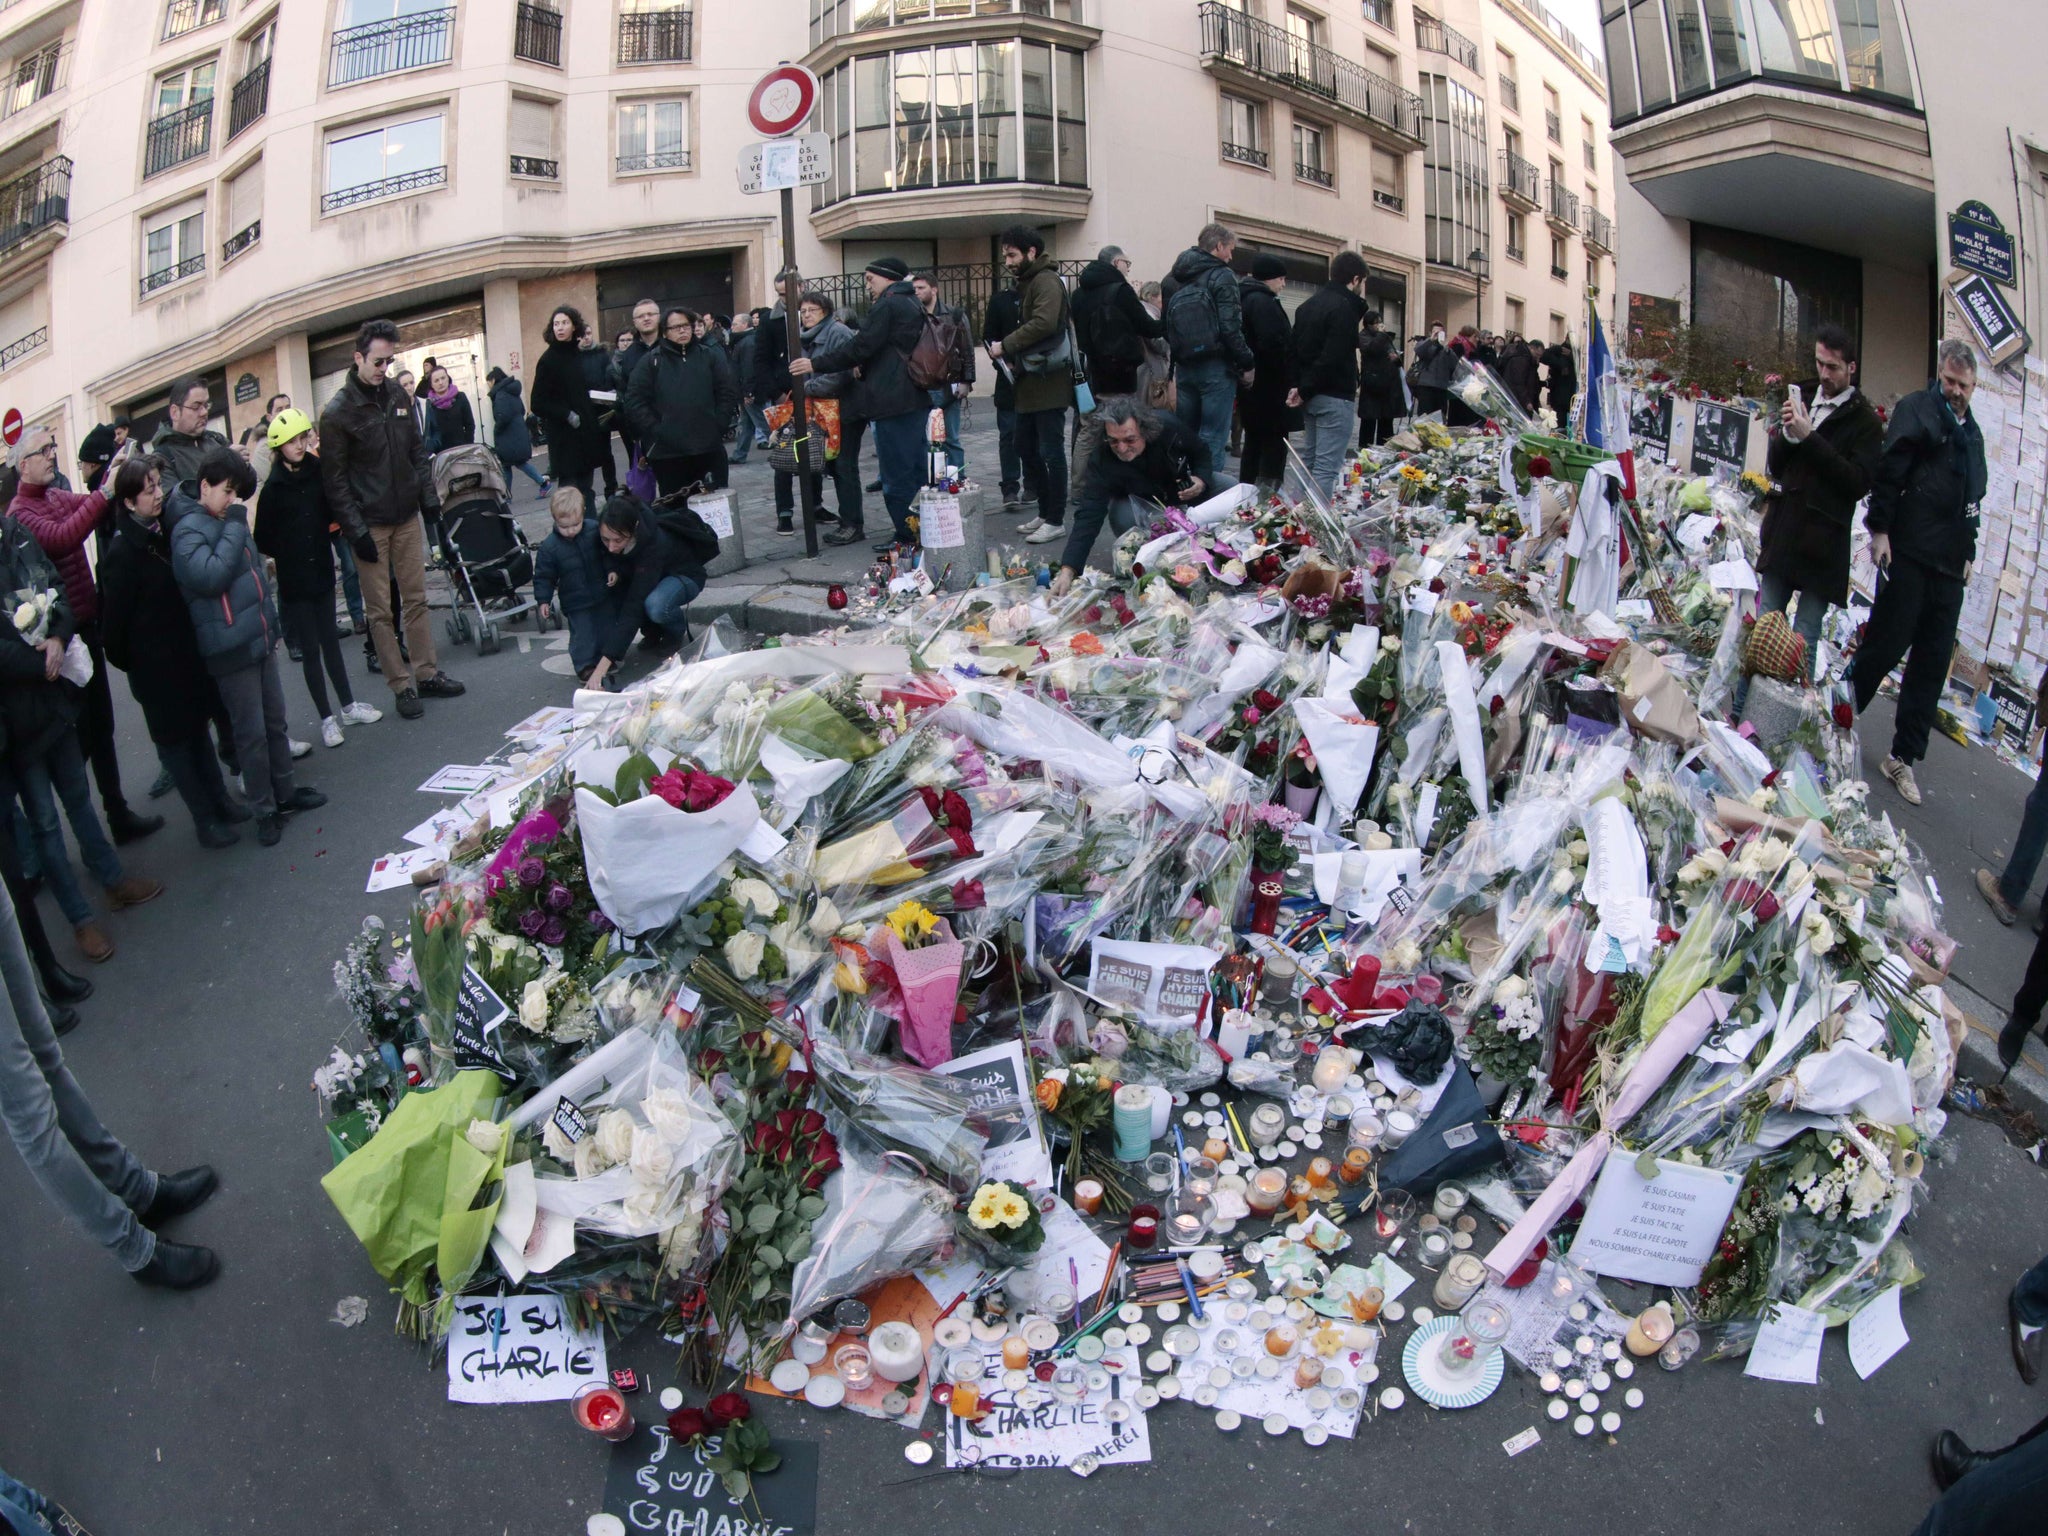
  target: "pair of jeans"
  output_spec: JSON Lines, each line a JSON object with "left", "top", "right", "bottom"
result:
{"left": 0, "top": 1460, "right": 66, "bottom": 1533}
{"left": 282, "top": 597, "right": 353, "bottom": 720}
{"left": 868, "top": 411, "right": 926, "bottom": 544}
{"left": 214, "top": 653, "right": 298, "bottom": 820}
{"left": 17, "top": 734, "right": 122, "bottom": 927}
{"left": 331, "top": 531, "right": 366, "bottom": 629}
{"left": 0, "top": 880, "right": 158, "bottom": 1271}
{"left": 1911, "top": 1412, "right": 2048, "bottom": 1536}
{"left": 1850, "top": 554, "right": 1966, "bottom": 765}
{"left": 1174, "top": 357, "right": 1237, "bottom": 473}
{"left": 1733, "top": 567, "right": 1829, "bottom": 716}
{"left": 496, "top": 450, "right": 548, "bottom": 493}
{"left": 562, "top": 605, "right": 607, "bottom": 676}
{"left": 1013, "top": 407, "right": 1069, "bottom": 527}
{"left": 927, "top": 388, "right": 965, "bottom": 469}
{"left": 645, "top": 574, "right": 702, "bottom": 639}
{"left": 996, "top": 406, "right": 1022, "bottom": 500}
{"left": 362, "top": 517, "right": 440, "bottom": 694}
{"left": 1999, "top": 769, "right": 2048, "bottom": 910}
{"left": 160, "top": 734, "right": 235, "bottom": 835}
{"left": 1300, "top": 393, "right": 1355, "bottom": 497}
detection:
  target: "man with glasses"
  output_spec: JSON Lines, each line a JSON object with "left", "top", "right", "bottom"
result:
{"left": 1072, "top": 244, "right": 1163, "bottom": 399}
{"left": 148, "top": 376, "right": 229, "bottom": 487}
{"left": 318, "top": 318, "right": 464, "bottom": 721}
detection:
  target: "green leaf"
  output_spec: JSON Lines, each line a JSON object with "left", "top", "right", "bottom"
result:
{"left": 782, "top": 1231, "right": 812, "bottom": 1264}
{"left": 746, "top": 1203, "right": 778, "bottom": 1234}
{"left": 751, "top": 1450, "right": 782, "bottom": 1475}
{"left": 720, "top": 1471, "right": 752, "bottom": 1502}
{"left": 1634, "top": 1147, "right": 1662, "bottom": 1181}
{"left": 750, "top": 1272, "right": 772, "bottom": 1300}
{"left": 797, "top": 1195, "right": 828, "bottom": 1220}
{"left": 614, "top": 751, "right": 660, "bottom": 803}
{"left": 756, "top": 1244, "right": 783, "bottom": 1271}
{"left": 580, "top": 785, "right": 619, "bottom": 808}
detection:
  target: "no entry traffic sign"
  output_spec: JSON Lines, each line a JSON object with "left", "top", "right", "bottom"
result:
{"left": 748, "top": 64, "right": 819, "bottom": 139}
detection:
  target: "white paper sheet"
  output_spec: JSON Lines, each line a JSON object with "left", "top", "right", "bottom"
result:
{"left": 366, "top": 846, "right": 441, "bottom": 892}
{"left": 933, "top": 1040, "right": 1053, "bottom": 1189}
{"left": 1567, "top": 1148, "right": 1743, "bottom": 1287}
{"left": 419, "top": 764, "right": 499, "bottom": 795}
{"left": 446, "top": 1292, "right": 608, "bottom": 1404}
{"left": 1293, "top": 699, "right": 1380, "bottom": 818}
{"left": 1847, "top": 1284, "right": 1909, "bottom": 1379}
{"left": 1744, "top": 1302, "right": 1827, "bottom": 1384}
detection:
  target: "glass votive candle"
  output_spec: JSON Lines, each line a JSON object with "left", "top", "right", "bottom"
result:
{"left": 1049, "top": 1360, "right": 1088, "bottom": 1403}
{"left": 1347, "top": 1114, "right": 1385, "bottom": 1152}
{"left": 1264, "top": 1322, "right": 1299, "bottom": 1357}
{"left": 1305, "top": 1156, "right": 1337, "bottom": 1197}
{"left": 1143, "top": 1151, "right": 1178, "bottom": 1192}
{"left": 1311, "top": 1045, "right": 1356, "bottom": 1094}
{"left": 1268, "top": 1032, "right": 1303, "bottom": 1067}
{"left": 1039, "top": 1284, "right": 1077, "bottom": 1321}
{"left": 1433, "top": 1253, "right": 1489, "bottom": 1310}
{"left": 1248, "top": 1104, "right": 1286, "bottom": 1147}
{"left": 1001, "top": 1335, "right": 1031, "bottom": 1371}
{"left": 946, "top": 1350, "right": 986, "bottom": 1418}
{"left": 1436, "top": 1299, "right": 1510, "bottom": 1378}
{"left": 1262, "top": 955, "right": 1299, "bottom": 1007}
{"left": 1166, "top": 1192, "right": 1213, "bottom": 1248}
{"left": 1073, "top": 1177, "right": 1104, "bottom": 1215}
{"left": 1247, "top": 1168, "right": 1288, "bottom": 1215}
{"left": 1660, "top": 1325, "right": 1702, "bottom": 1371}
{"left": 1432, "top": 1182, "right": 1469, "bottom": 1222}
{"left": 1381, "top": 1110, "right": 1419, "bottom": 1149}
{"left": 1626, "top": 1303, "right": 1675, "bottom": 1357}
{"left": 1418, "top": 1231, "right": 1451, "bottom": 1268}
{"left": 1338, "top": 1147, "right": 1372, "bottom": 1186}
{"left": 1127, "top": 1202, "right": 1162, "bottom": 1249}
{"left": 571, "top": 1382, "right": 635, "bottom": 1442}
{"left": 833, "top": 1342, "right": 874, "bottom": 1391}
{"left": 1184, "top": 1155, "right": 1220, "bottom": 1200}
{"left": 1374, "top": 1189, "right": 1416, "bottom": 1239}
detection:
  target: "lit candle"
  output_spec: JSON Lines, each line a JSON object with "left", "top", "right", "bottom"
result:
{"left": 833, "top": 1343, "right": 874, "bottom": 1391}
{"left": 571, "top": 1383, "right": 635, "bottom": 1442}
{"left": 1626, "top": 1303, "right": 1675, "bottom": 1358}
{"left": 1073, "top": 1177, "right": 1105, "bottom": 1215}
{"left": 1246, "top": 1168, "right": 1288, "bottom": 1215}
{"left": 1311, "top": 1045, "right": 1356, "bottom": 1094}
{"left": 1338, "top": 1147, "right": 1372, "bottom": 1185}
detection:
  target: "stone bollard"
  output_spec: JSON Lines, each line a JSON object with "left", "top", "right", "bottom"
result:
{"left": 689, "top": 490, "right": 747, "bottom": 578}
{"left": 1737, "top": 674, "right": 1811, "bottom": 751}
{"left": 914, "top": 483, "right": 987, "bottom": 592}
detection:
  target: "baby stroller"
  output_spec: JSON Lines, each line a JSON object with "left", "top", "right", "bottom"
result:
{"left": 431, "top": 444, "right": 543, "bottom": 656}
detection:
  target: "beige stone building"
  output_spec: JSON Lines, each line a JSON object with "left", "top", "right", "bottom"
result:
{"left": 1605, "top": 0, "right": 2042, "bottom": 405}
{"left": 0, "top": 0, "right": 1614, "bottom": 464}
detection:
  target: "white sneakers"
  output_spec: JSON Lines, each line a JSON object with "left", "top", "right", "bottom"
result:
{"left": 1025, "top": 522, "right": 1065, "bottom": 544}
{"left": 1880, "top": 754, "right": 1922, "bottom": 806}
{"left": 341, "top": 700, "right": 383, "bottom": 725}
{"left": 288, "top": 737, "right": 312, "bottom": 760}
{"left": 1016, "top": 517, "right": 1046, "bottom": 536}
{"left": 321, "top": 716, "right": 345, "bottom": 749}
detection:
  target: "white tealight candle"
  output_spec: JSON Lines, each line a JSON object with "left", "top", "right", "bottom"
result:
{"left": 1573, "top": 1414, "right": 1594, "bottom": 1437}
{"left": 1539, "top": 1371, "right": 1562, "bottom": 1393}
{"left": 1551, "top": 1346, "right": 1574, "bottom": 1370}
{"left": 1547, "top": 1398, "right": 1570, "bottom": 1421}
{"left": 1601, "top": 1412, "right": 1622, "bottom": 1433}
{"left": 1564, "top": 1379, "right": 1584, "bottom": 1399}
{"left": 1625, "top": 1387, "right": 1645, "bottom": 1409}
{"left": 1614, "top": 1358, "right": 1635, "bottom": 1380}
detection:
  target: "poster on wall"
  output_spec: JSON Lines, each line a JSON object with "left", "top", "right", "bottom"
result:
{"left": 1949, "top": 271, "right": 2028, "bottom": 366}
{"left": 1629, "top": 392, "right": 1674, "bottom": 461}
{"left": 1689, "top": 401, "right": 1752, "bottom": 477}
{"left": 1626, "top": 293, "right": 1681, "bottom": 358}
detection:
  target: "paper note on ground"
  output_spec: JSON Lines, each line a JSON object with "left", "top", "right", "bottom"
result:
{"left": 367, "top": 846, "right": 441, "bottom": 892}
{"left": 420, "top": 764, "right": 499, "bottom": 795}
{"left": 1745, "top": 1302, "right": 1827, "bottom": 1384}
{"left": 446, "top": 1293, "right": 607, "bottom": 1403}
{"left": 1847, "top": 1285, "right": 1909, "bottom": 1379}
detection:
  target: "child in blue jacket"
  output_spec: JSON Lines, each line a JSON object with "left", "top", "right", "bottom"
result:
{"left": 533, "top": 487, "right": 607, "bottom": 681}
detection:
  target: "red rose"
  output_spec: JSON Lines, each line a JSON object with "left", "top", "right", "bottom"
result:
{"left": 1528, "top": 454, "right": 1553, "bottom": 478}
{"left": 697, "top": 1048, "right": 727, "bottom": 1076}
{"left": 951, "top": 877, "right": 986, "bottom": 911}
{"left": 1252, "top": 689, "right": 1282, "bottom": 712}
{"left": 811, "top": 1143, "right": 842, "bottom": 1177}
{"left": 1084, "top": 605, "right": 1104, "bottom": 623}
{"left": 647, "top": 768, "right": 689, "bottom": 809}
{"left": 798, "top": 1109, "right": 826, "bottom": 1138}
{"left": 802, "top": 1165, "right": 830, "bottom": 1190}
{"left": 1754, "top": 892, "right": 1781, "bottom": 922}
{"left": 1242, "top": 705, "right": 1263, "bottom": 726}
{"left": 747, "top": 1122, "right": 779, "bottom": 1155}
{"left": 774, "top": 1107, "right": 800, "bottom": 1136}
{"left": 813, "top": 1130, "right": 838, "bottom": 1163}
{"left": 1428, "top": 578, "right": 1447, "bottom": 594}
{"left": 706, "top": 1392, "right": 751, "bottom": 1429}
{"left": 783, "top": 1068, "right": 814, "bottom": 1100}
{"left": 666, "top": 1407, "right": 709, "bottom": 1441}
{"left": 1832, "top": 702, "right": 1854, "bottom": 728}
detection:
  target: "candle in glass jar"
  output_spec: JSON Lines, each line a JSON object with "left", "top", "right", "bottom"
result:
{"left": 1338, "top": 1147, "right": 1372, "bottom": 1185}
{"left": 1627, "top": 1303, "right": 1676, "bottom": 1357}
{"left": 1381, "top": 1110, "right": 1418, "bottom": 1149}
{"left": 1311, "top": 1045, "right": 1355, "bottom": 1094}
{"left": 1246, "top": 1168, "right": 1287, "bottom": 1215}
{"left": 572, "top": 1383, "right": 635, "bottom": 1441}
{"left": 1262, "top": 955, "right": 1299, "bottom": 1007}
{"left": 1432, "top": 1253, "right": 1489, "bottom": 1310}
{"left": 1432, "top": 1183, "right": 1469, "bottom": 1222}
{"left": 1073, "top": 1177, "right": 1104, "bottom": 1215}
{"left": 1127, "top": 1203, "right": 1161, "bottom": 1249}
{"left": 833, "top": 1343, "right": 874, "bottom": 1391}
{"left": 1248, "top": 1104, "right": 1286, "bottom": 1147}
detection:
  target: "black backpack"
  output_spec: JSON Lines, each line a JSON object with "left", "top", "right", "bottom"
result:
{"left": 1164, "top": 276, "right": 1223, "bottom": 364}
{"left": 650, "top": 498, "right": 722, "bottom": 567}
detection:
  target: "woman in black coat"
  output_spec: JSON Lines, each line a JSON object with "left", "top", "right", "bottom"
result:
{"left": 421, "top": 365, "right": 475, "bottom": 454}
{"left": 1236, "top": 263, "right": 1298, "bottom": 489}
{"left": 623, "top": 307, "right": 740, "bottom": 499}
{"left": 97, "top": 458, "right": 239, "bottom": 847}
{"left": 530, "top": 306, "right": 596, "bottom": 511}
{"left": 1356, "top": 319, "right": 1406, "bottom": 447}
{"left": 577, "top": 340, "right": 620, "bottom": 499}
{"left": 486, "top": 368, "right": 548, "bottom": 496}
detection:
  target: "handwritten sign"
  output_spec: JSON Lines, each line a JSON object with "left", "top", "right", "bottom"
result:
{"left": 919, "top": 492, "right": 965, "bottom": 549}
{"left": 690, "top": 492, "right": 735, "bottom": 540}
{"left": 945, "top": 1346, "right": 1151, "bottom": 1469}
{"left": 1566, "top": 1148, "right": 1742, "bottom": 1287}
{"left": 452, "top": 965, "right": 515, "bottom": 1080}
{"left": 446, "top": 1293, "right": 607, "bottom": 1403}
{"left": 604, "top": 1425, "right": 818, "bottom": 1536}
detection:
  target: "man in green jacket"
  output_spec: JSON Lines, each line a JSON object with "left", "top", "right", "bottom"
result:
{"left": 990, "top": 225, "right": 1075, "bottom": 546}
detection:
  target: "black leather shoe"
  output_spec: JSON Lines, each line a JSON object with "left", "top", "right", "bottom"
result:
{"left": 257, "top": 813, "right": 285, "bottom": 846}
{"left": 1933, "top": 1429, "right": 1999, "bottom": 1491}
{"left": 215, "top": 798, "right": 253, "bottom": 824}
{"left": 196, "top": 821, "right": 239, "bottom": 849}
{"left": 132, "top": 1240, "right": 219, "bottom": 1291}
{"left": 395, "top": 689, "right": 424, "bottom": 720}
{"left": 416, "top": 672, "right": 466, "bottom": 698}
{"left": 44, "top": 994, "right": 77, "bottom": 1036}
{"left": 281, "top": 787, "right": 328, "bottom": 813}
{"left": 140, "top": 1165, "right": 218, "bottom": 1225}
{"left": 1998, "top": 1014, "right": 2041, "bottom": 1078}
{"left": 823, "top": 527, "right": 865, "bottom": 546}
{"left": 2012, "top": 1290, "right": 2044, "bottom": 1385}
{"left": 871, "top": 539, "right": 899, "bottom": 554}
{"left": 41, "top": 961, "right": 91, "bottom": 1004}
{"left": 109, "top": 810, "right": 165, "bottom": 846}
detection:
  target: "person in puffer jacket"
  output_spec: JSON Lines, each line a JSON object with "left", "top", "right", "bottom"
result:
{"left": 169, "top": 447, "right": 326, "bottom": 845}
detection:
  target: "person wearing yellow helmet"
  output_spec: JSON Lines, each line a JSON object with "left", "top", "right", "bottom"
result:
{"left": 254, "top": 411, "right": 381, "bottom": 755}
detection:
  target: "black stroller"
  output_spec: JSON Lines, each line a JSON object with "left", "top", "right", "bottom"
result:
{"left": 431, "top": 444, "right": 545, "bottom": 655}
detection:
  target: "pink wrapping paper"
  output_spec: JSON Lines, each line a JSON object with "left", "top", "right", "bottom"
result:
{"left": 1484, "top": 1131, "right": 1610, "bottom": 1279}
{"left": 874, "top": 919, "right": 965, "bottom": 1068}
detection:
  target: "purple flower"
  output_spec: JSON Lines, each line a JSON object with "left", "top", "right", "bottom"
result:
{"left": 540, "top": 914, "right": 569, "bottom": 948}
{"left": 518, "top": 908, "right": 547, "bottom": 939}
{"left": 516, "top": 857, "right": 546, "bottom": 890}
{"left": 545, "top": 881, "right": 574, "bottom": 913}
{"left": 589, "top": 911, "right": 615, "bottom": 932}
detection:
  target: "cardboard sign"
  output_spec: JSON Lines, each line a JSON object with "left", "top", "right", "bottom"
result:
{"left": 1566, "top": 1147, "right": 1743, "bottom": 1287}
{"left": 605, "top": 1426, "right": 818, "bottom": 1536}
{"left": 446, "top": 1293, "right": 607, "bottom": 1403}
{"left": 452, "top": 965, "right": 515, "bottom": 1080}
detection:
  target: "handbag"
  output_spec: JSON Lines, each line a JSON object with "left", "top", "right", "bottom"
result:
{"left": 1015, "top": 278, "right": 1075, "bottom": 376}
{"left": 764, "top": 399, "right": 842, "bottom": 471}
{"left": 1742, "top": 608, "right": 1807, "bottom": 681}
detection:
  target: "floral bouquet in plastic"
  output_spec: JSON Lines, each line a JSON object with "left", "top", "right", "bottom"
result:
{"left": 865, "top": 898, "right": 967, "bottom": 1067}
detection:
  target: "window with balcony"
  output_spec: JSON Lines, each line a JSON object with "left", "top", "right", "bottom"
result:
{"left": 1285, "top": 7, "right": 1324, "bottom": 75}
{"left": 511, "top": 95, "right": 560, "bottom": 178}
{"left": 1414, "top": 11, "right": 1478, "bottom": 70}
{"left": 1495, "top": 46, "right": 1517, "bottom": 111}
{"left": 146, "top": 63, "right": 216, "bottom": 179}
{"left": 229, "top": 24, "right": 273, "bottom": 140}
{"left": 813, "top": 0, "right": 1082, "bottom": 44}
{"left": 0, "top": 156, "right": 70, "bottom": 259}
{"left": 1220, "top": 91, "right": 1265, "bottom": 169}
{"left": 323, "top": 111, "right": 447, "bottom": 211}
{"left": 1420, "top": 71, "right": 1488, "bottom": 270}
{"left": 1367, "top": 42, "right": 1399, "bottom": 87}
{"left": 817, "top": 39, "right": 1088, "bottom": 205}
{"left": 1362, "top": 0, "right": 1395, "bottom": 29}
{"left": 1543, "top": 82, "right": 1560, "bottom": 140}
{"left": 1506, "top": 209, "right": 1525, "bottom": 260}
{"left": 1582, "top": 119, "right": 1595, "bottom": 169}
{"left": 616, "top": 98, "right": 689, "bottom": 174}
{"left": 142, "top": 198, "right": 205, "bottom": 297}
{"left": 0, "top": 285, "right": 47, "bottom": 372}
{"left": 1198, "top": 3, "right": 1424, "bottom": 143}
{"left": 1371, "top": 144, "right": 1403, "bottom": 210}
{"left": 2, "top": 39, "right": 69, "bottom": 123}
{"left": 162, "top": 0, "right": 225, "bottom": 42}
{"left": 330, "top": 1, "right": 456, "bottom": 89}
{"left": 515, "top": 3, "right": 563, "bottom": 67}
{"left": 1549, "top": 231, "right": 1567, "bottom": 279}
{"left": 222, "top": 159, "right": 261, "bottom": 262}
{"left": 618, "top": 2, "right": 692, "bottom": 65}
{"left": 1499, "top": 144, "right": 1537, "bottom": 204}
{"left": 1293, "top": 119, "right": 1331, "bottom": 187}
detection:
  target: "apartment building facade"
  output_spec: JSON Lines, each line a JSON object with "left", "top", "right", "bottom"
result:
{"left": 0, "top": 0, "right": 1614, "bottom": 466}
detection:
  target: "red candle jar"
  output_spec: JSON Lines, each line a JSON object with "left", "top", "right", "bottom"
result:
{"left": 1504, "top": 1238, "right": 1549, "bottom": 1289}
{"left": 1127, "top": 1202, "right": 1161, "bottom": 1250}
{"left": 572, "top": 1382, "right": 635, "bottom": 1442}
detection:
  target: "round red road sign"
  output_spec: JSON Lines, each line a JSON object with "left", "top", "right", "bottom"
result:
{"left": 747, "top": 65, "right": 819, "bottom": 139}
{"left": 1, "top": 408, "right": 20, "bottom": 447}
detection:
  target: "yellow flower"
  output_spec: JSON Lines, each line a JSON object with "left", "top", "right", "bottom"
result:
{"left": 968, "top": 1187, "right": 1007, "bottom": 1230}
{"left": 995, "top": 1191, "right": 1031, "bottom": 1227}
{"left": 886, "top": 899, "right": 940, "bottom": 946}
{"left": 833, "top": 961, "right": 868, "bottom": 995}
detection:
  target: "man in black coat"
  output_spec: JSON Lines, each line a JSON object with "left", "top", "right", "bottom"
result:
{"left": 1235, "top": 256, "right": 1296, "bottom": 491}
{"left": 1357, "top": 315, "right": 1406, "bottom": 447}
{"left": 1498, "top": 337, "right": 1541, "bottom": 414}
{"left": 621, "top": 310, "right": 738, "bottom": 499}
{"left": 1072, "top": 246, "right": 1165, "bottom": 398}
{"left": 1740, "top": 322, "right": 1883, "bottom": 716}
{"left": 1288, "top": 251, "right": 1369, "bottom": 494}
{"left": 982, "top": 283, "right": 1026, "bottom": 514}
{"left": 610, "top": 298, "right": 661, "bottom": 469}
{"left": 1850, "top": 339, "right": 1989, "bottom": 806}
{"left": 1049, "top": 396, "right": 1234, "bottom": 594}
{"left": 1540, "top": 338, "right": 1578, "bottom": 426}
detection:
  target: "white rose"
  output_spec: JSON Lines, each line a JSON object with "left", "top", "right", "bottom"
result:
{"left": 731, "top": 878, "right": 781, "bottom": 920}
{"left": 1550, "top": 869, "right": 1575, "bottom": 896}
{"left": 629, "top": 1123, "right": 675, "bottom": 1187}
{"left": 724, "top": 930, "right": 766, "bottom": 981}
{"left": 621, "top": 1185, "right": 667, "bottom": 1231}
{"left": 519, "top": 977, "right": 553, "bottom": 1034}
{"left": 572, "top": 1135, "right": 611, "bottom": 1179}
{"left": 808, "top": 898, "right": 843, "bottom": 939}
{"left": 594, "top": 1108, "right": 637, "bottom": 1166}
{"left": 12, "top": 601, "right": 36, "bottom": 630}
{"left": 541, "top": 1117, "right": 578, "bottom": 1163}
{"left": 1494, "top": 975, "right": 1528, "bottom": 1002}
{"left": 464, "top": 1118, "right": 505, "bottom": 1156}
{"left": 1804, "top": 915, "right": 1836, "bottom": 955}
{"left": 642, "top": 1085, "right": 698, "bottom": 1146}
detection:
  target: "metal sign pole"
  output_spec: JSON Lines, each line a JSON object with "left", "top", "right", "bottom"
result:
{"left": 780, "top": 184, "right": 821, "bottom": 559}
